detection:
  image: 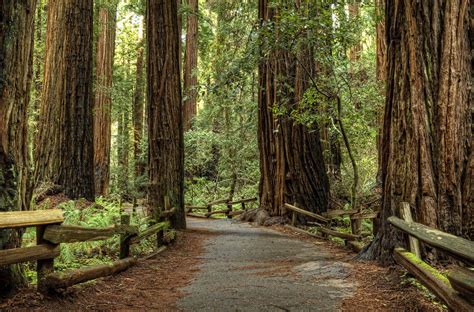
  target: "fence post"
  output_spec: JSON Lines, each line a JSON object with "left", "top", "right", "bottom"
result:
{"left": 400, "top": 202, "right": 421, "bottom": 259}
{"left": 226, "top": 200, "right": 232, "bottom": 219}
{"left": 37, "top": 225, "right": 57, "bottom": 293}
{"left": 241, "top": 202, "right": 246, "bottom": 211}
{"left": 120, "top": 214, "right": 131, "bottom": 259}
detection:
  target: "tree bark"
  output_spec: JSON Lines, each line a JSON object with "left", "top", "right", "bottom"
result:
{"left": 258, "top": 0, "right": 330, "bottom": 217}
{"left": 94, "top": 4, "right": 117, "bottom": 197}
{"left": 133, "top": 41, "right": 145, "bottom": 179}
{"left": 147, "top": 0, "right": 186, "bottom": 229}
{"left": 359, "top": 0, "right": 473, "bottom": 263}
{"left": 183, "top": 0, "right": 199, "bottom": 131}
{"left": 0, "top": 0, "right": 37, "bottom": 293}
{"left": 34, "top": 0, "right": 95, "bottom": 201}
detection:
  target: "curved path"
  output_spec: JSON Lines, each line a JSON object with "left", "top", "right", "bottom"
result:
{"left": 178, "top": 218, "right": 355, "bottom": 311}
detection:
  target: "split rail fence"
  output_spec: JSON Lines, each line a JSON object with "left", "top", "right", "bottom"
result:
{"left": 0, "top": 205, "right": 176, "bottom": 294}
{"left": 186, "top": 197, "right": 257, "bottom": 219}
{"left": 388, "top": 202, "right": 474, "bottom": 311}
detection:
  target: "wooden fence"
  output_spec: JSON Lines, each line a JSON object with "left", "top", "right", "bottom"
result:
{"left": 284, "top": 203, "right": 377, "bottom": 252}
{"left": 186, "top": 197, "right": 257, "bottom": 219}
{"left": 0, "top": 206, "right": 176, "bottom": 294}
{"left": 389, "top": 202, "right": 474, "bottom": 311}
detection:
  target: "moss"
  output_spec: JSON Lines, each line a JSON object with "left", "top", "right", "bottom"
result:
{"left": 397, "top": 248, "right": 450, "bottom": 285}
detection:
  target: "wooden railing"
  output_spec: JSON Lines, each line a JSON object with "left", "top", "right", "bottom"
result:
{"left": 0, "top": 206, "right": 176, "bottom": 294}
{"left": 284, "top": 203, "right": 377, "bottom": 252}
{"left": 186, "top": 197, "right": 257, "bottom": 219}
{"left": 388, "top": 202, "right": 474, "bottom": 311}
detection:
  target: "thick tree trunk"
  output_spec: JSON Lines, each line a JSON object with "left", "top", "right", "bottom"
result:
{"left": 94, "top": 5, "right": 117, "bottom": 196}
{"left": 133, "top": 42, "right": 145, "bottom": 178}
{"left": 359, "top": 0, "right": 472, "bottom": 263}
{"left": 183, "top": 0, "right": 199, "bottom": 131}
{"left": 0, "top": 0, "right": 36, "bottom": 293}
{"left": 147, "top": 0, "right": 186, "bottom": 229}
{"left": 258, "top": 0, "right": 330, "bottom": 217}
{"left": 34, "top": 0, "right": 95, "bottom": 201}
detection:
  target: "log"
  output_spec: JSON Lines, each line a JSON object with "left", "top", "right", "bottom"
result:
{"left": 399, "top": 202, "right": 421, "bottom": 259}
{"left": 350, "top": 211, "right": 379, "bottom": 220}
{"left": 447, "top": 267, "right": 474, "bottom": 299}
{"left": 129, "top": 222, "right": 169, "bottom": 245}
{"left": 0, "top": 210, "right": 64, "bottom": 229}
{"left": 43, "top": 224, "right": 138, "bottom": 244}
{"left": 227, "top": 197, "right": 257, "bottom": 205}
{"left": 142, "top": 246, "right": 167, "bottom": 260}
{"left": 0, "top": 244, "right": 60, "bottom": 266}
{"left": 285, "top": 225, "right": 323, "bottom": 239}
{"left": 205, "top": 209, "right": 231, "bottom": 217}
{"left": 322, "top": 209, "right": 358, "bottom": 218}
{"left": 388, "top": 217, "right": 474, "bottom": 263}
{"left": 317, "top": 227, "right": 360, "bottom": 241}
{"left": 44, "top": 257, "right": 137, "bottom": 290}
{"left": 160, "top": 207, "right": 176, "bottom": 218}
{"left": 393, "top": 248, "right": 473, "bottom": 312}
{"left": 284, "top": 203, "right": 328, "bottom": 223}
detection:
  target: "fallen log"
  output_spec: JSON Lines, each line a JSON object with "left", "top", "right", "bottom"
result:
{"left": 129, "top": 222, "right": 169, "bottom": 245}
{"left": 447, "top": 267, "right": 474, "bottom": 299}
{"left": 388, "top": 217, "right": 474, "bottom": 263}
{"left": 43, "top": 257, "right": 137, "bottom": 290}
{"left": 0, "top": 210, "right": 64, "bottom": 229}
{"left": 43, "top": 224, "right": 138, "bottom": 244}
{"left": 0, "top": 244, "right": 60, "bottom": 266}
{"left": 284, "top": 203, "right": 328, "bottom": 223}
{"left": 393, "top": 248, "right": 473, "bottom": 312}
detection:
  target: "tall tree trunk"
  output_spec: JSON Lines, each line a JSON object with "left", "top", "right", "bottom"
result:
{"left": 375, "top": 0, "right": 386, "bottom": 186}
{"left": 359, "top": 0, "right": 472, "bottom": 263}
{"left": 133, "top": 42, "right": 145, "bottom": 179}
{"left": 34, "top": 0, "right": 95, "bottom": 201}
{"left": 183, "top": 0, "right": 199, "bottom": 130}
{"left": 258, "top": 0, "right": 329, "bottom": 217}
{"left": 94, "top": 4, "right": 117, "bottom": 196}
{"left": 0, "top": 0, "right": 36, "bottom": 293}
{"left": 147, "top": 0, "right": 186, "bottom": 229}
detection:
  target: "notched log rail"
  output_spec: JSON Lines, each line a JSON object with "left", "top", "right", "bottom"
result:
{"left": 389, "top": 202, "right": 474, "bottom": 311}
{"left": 186, "top": 197, "right": 257, "bottom": 219}
{"left": 0, "top": 207, "right": 177, "bottom": 294}
{"left": 283, "top": 203, "right": 370, "bottom": 249}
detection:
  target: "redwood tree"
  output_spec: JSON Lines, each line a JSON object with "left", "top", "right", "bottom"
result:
{"left": 34, "top": 0, "right": 95, "bottom": 201}
{"left": 0, "top": 0, "right": 36, "bottom": 293}
{"left": 147, "top": 0, "right": 186, "bottom": 229}
{"left": 183, "top": 0, "right": 199, "bottom": 130}
{"left": 360, "top": 0, "right": 472, "bottom": 263}
{"left": 258, "top": 0, "right": 329, "bottom": 217}
{"left": 94, "top": 3, "right": 118, "bottom": 196}
{"left": 133, "top": 42, "right": 145, "bottom": 178}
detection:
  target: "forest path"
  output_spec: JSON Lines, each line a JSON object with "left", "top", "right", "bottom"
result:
{"left": 178, "top": 218, "right": 356, "bottom": 311}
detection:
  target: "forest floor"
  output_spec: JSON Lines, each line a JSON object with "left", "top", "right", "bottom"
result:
{"left": 2, "top": 218, "right": 443, "bottom": 311}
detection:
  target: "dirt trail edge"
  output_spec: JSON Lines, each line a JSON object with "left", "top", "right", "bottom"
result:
{"left": 178, "top": 218, "right": 355, "bottom": 311}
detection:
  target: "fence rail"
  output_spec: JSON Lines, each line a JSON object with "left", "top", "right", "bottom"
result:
{"left": 0, "top": 203, "right": 177, "bottom": 293}
{"left": 186, "top": 197, "right": 257, "bottom": 219}
{"left": 389, "top": 202, "right": 473, "bottom": 311}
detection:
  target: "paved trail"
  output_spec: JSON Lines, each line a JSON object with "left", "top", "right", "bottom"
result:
{"left": 178, "top": 218, "right": 355, "bottom": 311}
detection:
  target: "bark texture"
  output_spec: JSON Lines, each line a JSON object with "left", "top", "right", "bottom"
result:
{"left": 183, "top": 0, "right": 198, "bottom": 130}
{"left": 258, "top": 0, "right": 330, "bottom": 216}
{"left": 34, "top": 0, "right": 95, "bottom": 201}
{"left": 0, "top": 0, "right": 36, "bottom": 293}
{"left": 94, "top": 5, "right": 117, "bottom": 196}
{"left": 360, "top": 0, "right": 473, "bottom": 263}
{"left": 133, "top": 42, "right": 145, "bottom": 178}
{"left": 147, "top": 0, "right": 186, "bottom": 229}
